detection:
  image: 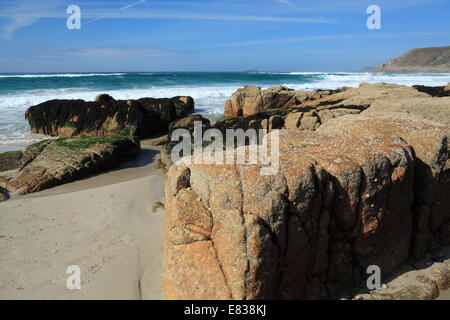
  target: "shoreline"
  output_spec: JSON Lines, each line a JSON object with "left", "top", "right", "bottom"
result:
{"left": 1, "top": 81, "right": 450, "bottom": 300}
{"left": 2, "top": 72, "right": 450, "bottom": 154}
{"left": 0, "top": 140, "right": 165, "bottom": 299}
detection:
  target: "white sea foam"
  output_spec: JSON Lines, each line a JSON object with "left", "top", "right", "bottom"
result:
{"left": 0, "top": 85, "right": 236, "bottom": 152}
{"left": 268, "top": 72, "right": 450, "bottom": 90}
{"left": 1, "top": 72, "right": 449, "bottom": 152}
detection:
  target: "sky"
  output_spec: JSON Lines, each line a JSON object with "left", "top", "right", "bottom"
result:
{"left": 0, "top": 0, "right": 449, "bottom": 72}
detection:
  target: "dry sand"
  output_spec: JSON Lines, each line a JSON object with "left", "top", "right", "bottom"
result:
{"left": 0, "top": 141, "right": 165, "bottom": 299}
{"left": 437, "top": 289, "right": 450, "bottom": 300}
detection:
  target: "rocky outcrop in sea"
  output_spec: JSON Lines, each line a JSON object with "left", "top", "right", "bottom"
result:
{"left": 25, "top": 94, "right": 194, "bottom": 139}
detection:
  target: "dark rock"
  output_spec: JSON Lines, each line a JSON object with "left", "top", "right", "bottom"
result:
{"left": 137, "top": 97, "right": 195, "bottom": 138}
{"left": 25, "top": 95, "right": 194, "bottom": 139}
{"left": 95, "top": 93, "right": 115, "bottom": 103}
{"left": 413, "top": 85, "right": 450, "bottom": 97}
{"left": 152, "top": 201, "right": 165, "bottom": 213}
{"left": 0, "top": 187, "right": 8, "bottom": 202}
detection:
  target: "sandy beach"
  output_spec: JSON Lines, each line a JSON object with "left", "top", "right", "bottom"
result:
{"left": 0, "top": 141, "right": 165, "bottom": 300}
{"left": 438, "top": 291, "right": 450, "bottom": 300}
{"left": 1, "top": 137, "right": 449, "bottom": 300}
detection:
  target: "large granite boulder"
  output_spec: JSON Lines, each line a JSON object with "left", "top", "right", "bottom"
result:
{"left": 164, "top": 129, "right": 416, "bottom": 299}
{"left": 216, "top": 107, "right": 362, "bottom": 134}
{"left": 318, "top": 113, "right": 450, "bottom": 257}
{"left": 224, "top": 83, "right": 428, "bottom": 118}
{"left": 25, "top": 95, "right": 194, "bottom": 139}
{"left": 215, "top": 109, "right": 290, "bottom": 133}
{"left": 156, "top": 114, "right": 211, "bottom": 173}
{"left": 2, "top": 135, "right": 139, "bottom": 195}
{"left": 445, "top": 82, "right": 450, "bottom": 95}
{"left": 298, "top": 82, "right": 429, "bottom": 111}
{"left": 224, "top": 85, "right": 346, "bottom": 117}
{"left": 362, "top": 97, "right": 450, "bottom": 126}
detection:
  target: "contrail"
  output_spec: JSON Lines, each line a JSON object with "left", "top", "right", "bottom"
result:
{"left": 84, "top": 0, "right": 148, "bottom": 25}
{"left": 275, "top": 0, "right": 295, "bottom": 7}
{"left": 120, "top": 0, "right": 147, "bottom": 11}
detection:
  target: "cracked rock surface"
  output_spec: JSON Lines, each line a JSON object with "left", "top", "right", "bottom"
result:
{"left": 163, "top": 106, "right": 450, "bottom": 299}
{"left": 0, "top": 136, "right": 139, "bottom": 196}
{"left": 164, "top": 127, "right": 427, "bottom": 299}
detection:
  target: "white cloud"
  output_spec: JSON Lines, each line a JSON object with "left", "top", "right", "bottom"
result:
{"left": 67, "top": 47, "right": 173, "bottom": 59}
{"left": 20, "top": 45, "right": 175, "bottom": 60}
{"left": 2, "top": 16, "right": 38, "bottom": 40}
{"left": 0, "top": 0, "right": 66, "bottom": 40}
{"left": 275, "top": 0, "right": 295, "bottom": 7}
{"left": 84, "top": 0, "right": 148, "bottom": 25}
{"left": 0, "top": 1, "right": 333, "bottom": 39}
{"left": 93, "top": 12, "right": 332, "bottom": 23}
{"left": 206, "top": 31, "right": 449, "bottom": 47}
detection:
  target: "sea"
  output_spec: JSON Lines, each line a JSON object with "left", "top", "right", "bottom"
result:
{"left": 1, "top": 71, "right": 449, "bottom": 153}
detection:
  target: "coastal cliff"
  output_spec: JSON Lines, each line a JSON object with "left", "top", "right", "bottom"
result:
{"left": 376, "top": 46, "right": 450, "bottom": 73}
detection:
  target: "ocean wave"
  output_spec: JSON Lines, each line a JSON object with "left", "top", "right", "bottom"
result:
{"left": 282, "top": 73, "right": 450, "bottom": 90}
{"left": 0, "top": 85, "right": 237, "bottom": 151}
{"left": 261, "top": 72, "right": 331, "bottom": 75}
{"left": 1, "top": 72, "right": 449, "bottom": 152}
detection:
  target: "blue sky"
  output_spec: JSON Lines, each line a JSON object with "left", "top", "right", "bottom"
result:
{"left": 0, "top": 0, "right": 449, "bottom": 72}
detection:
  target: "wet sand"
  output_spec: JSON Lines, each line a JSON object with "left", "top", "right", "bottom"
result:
{"left": 0, "top": 141, "right": 165, "bottom": 299}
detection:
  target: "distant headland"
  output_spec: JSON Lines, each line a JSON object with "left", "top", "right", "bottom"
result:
{"left": 359, "top": 46, "right": 450, "bottom": 73}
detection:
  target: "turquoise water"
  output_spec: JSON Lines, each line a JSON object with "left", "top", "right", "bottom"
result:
{"left": 0, "top": 71, "right": 449, "bottom": 152}
{"left": 0, "top": 72, "right": 326, "bottom": 94}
